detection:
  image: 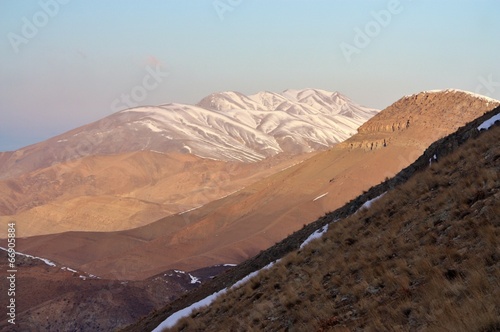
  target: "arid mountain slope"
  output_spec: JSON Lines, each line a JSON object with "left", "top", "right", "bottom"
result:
{"left": 11, "top": 90, "right": 498, "bottom": 280}
{"left": 158, "top": 117, "right": 500, "bottom": 332}
{"left": 0, "top": 249, "right": 233, "bottom": 332}
{"left": 0, "top": 151, "right": 313, "bottom": 237}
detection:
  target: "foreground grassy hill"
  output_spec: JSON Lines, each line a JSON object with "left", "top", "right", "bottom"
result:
{"left": 169, "top": 121, "right": 500, "bottom": 331}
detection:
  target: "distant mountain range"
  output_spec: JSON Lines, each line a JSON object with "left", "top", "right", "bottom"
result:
{"left": 0, "top": 89, "right": 378, "bottom": 179}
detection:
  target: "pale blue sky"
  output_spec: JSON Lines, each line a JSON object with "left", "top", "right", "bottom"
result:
{"left": 1, "top": 0, "right": 499, "bottom": 151}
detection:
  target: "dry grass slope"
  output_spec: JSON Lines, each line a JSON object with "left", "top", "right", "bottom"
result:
{"left": 166, "top": 125, "right": 500, "bottom": 331}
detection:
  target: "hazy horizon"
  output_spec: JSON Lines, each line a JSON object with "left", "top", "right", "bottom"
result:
{"left": 1, "top": 0, "right": 500, "bottom": 151}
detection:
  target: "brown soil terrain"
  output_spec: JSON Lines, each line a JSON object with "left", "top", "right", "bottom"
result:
{"left": 5, "top": 90, "right": 497, "bottom": 282}
{"left": 124, "top": 104, "right": 500, "bottom": 332}
{"left": 0, "top": 151, "right": 313, "bottom": 237}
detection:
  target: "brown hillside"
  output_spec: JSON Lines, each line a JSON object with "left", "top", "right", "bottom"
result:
{"left": 0, "top": 151, "right": 313, "bottom": 237}
{"left": 159, "top": 113, "right": 500, "bottom": 331}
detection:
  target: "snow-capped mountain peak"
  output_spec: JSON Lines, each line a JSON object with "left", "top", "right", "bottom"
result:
{"left": 88, "top": 89, "right": 378, "bottom": 163}
{"left": 113, "top": 88, "right": 379, "bottom": 161}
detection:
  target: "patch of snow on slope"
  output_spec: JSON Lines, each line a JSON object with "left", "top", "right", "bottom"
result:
{"left": 478, "top": 113, "right": 500, "bottom": 130}
{"left": 150, "top": 150, "right": 167, "bottom": 155}
{"left": 403, "top": 89, "right": 500, "bottom": 105}
{"left": 188, "top": 273, "right": 201, "bottom": 284}
{"left": 300, "top": 225, "right": 329, "bottom": 249}
{"left": 120, "top": 106, "right": 160, "bottom": 114}
{"left": 179, "top": 205, "right": 203, "bottom": 215}
{"left": 152, "top": 291, "right": 223, "bottom": 331}
{"left": 137, "top": 120, "right": 164, "bottom": 133}
{"left": 0, "top": 247, "right": 56, "bottom": 267}
{"left": 152, "top": 260, "right": 279, "bottom": 331}
{"left": 443, "top": 89, "right": 500, "bottom": 104}
{"left": 313, "top": 192, "right": 328, "bottom": 202}
{"left": 357, "top": 192, "right": 387, "bottom": 212}
{"left": 280, "top": 160, "right": 304, "bottom": 171}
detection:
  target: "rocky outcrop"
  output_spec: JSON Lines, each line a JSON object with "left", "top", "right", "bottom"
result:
{"left": 338, "top": 89, "right": 499, "bottom": 151}
{"left": 343, "top": 138, "right": 390, "bottom": 151}
{"left": 358, "top": 89, "right": 499, "bottom": 134}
